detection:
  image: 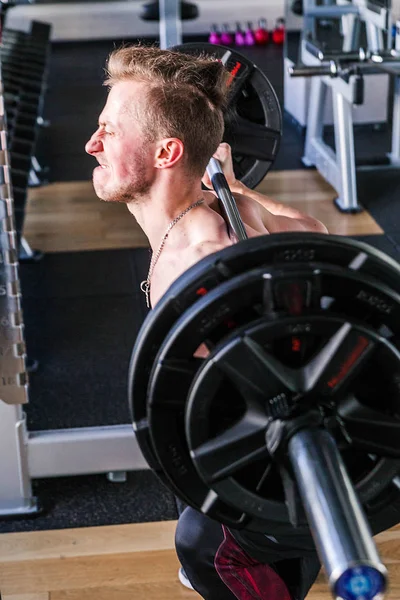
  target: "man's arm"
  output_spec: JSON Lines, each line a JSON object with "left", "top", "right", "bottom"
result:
{"left": 203, "top": 143, "right": 328, "bottom": 234}
{"left": 234, "top": 191, "right": 328, "bottom": 233}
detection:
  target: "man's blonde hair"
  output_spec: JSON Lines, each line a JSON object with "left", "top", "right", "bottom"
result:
{"left": 105, "top": 44, "right": 230, "bottom": 177}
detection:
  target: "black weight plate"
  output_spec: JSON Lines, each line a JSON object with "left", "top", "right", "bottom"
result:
{"left": 147, "top": 264, "right": 400, "bottom": 530}
{"left": 186, "top": 316, "right": 400, "bottom": 523}
{"left": 129, "top": 233, "right": 400, "bottom": 474}
{"left": 170, "top": 42, "right": 282, "bottom": 189}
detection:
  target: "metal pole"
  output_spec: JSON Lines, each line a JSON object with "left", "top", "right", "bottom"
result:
{"left": 302, "top": 76, "right": 327, "bottom": 166}
{"left": 389, "top": 75, "right": 400, "bottom": 165}
{"left": 332, "top": 87, "right": 359, "bottom": 211}
{"left": 159, "top": 0, "right": 182, "bottom": 50}
{"left": 365, "top": 22, "right": 384, "bottom": 53}
{"left": 206, "top": 158, "right": 248, "bottom": 242}
{"left": 288, "top": 428, "right": 387, "bottom": 600}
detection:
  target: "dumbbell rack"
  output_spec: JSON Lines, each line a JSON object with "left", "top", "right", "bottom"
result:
{"left": 2, "top": 18, "right": 52, "bottom": 255}
{"left": 0, "top": 14, "right": 36, "bottom": 515}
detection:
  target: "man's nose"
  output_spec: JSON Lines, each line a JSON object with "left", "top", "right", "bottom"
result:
{"left": 85, "top": 131, "right": 102, "bottom": 155}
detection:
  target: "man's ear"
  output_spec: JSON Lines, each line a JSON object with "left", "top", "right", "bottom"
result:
{"left": 154, "top": 138, "right": 184, "bottom": 170}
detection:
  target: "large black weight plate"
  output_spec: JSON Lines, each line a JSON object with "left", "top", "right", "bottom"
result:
{"left": 129, "top": 233, "right": 400, "bottom": 476}
{"left": 186, "top": 316, "right": 400, "bottom": 523}
{"left": 170, "top": 42, "right": 282, "bottom": 189}
{"left": 146, "top": 264, "right": 400, "bottom": 530}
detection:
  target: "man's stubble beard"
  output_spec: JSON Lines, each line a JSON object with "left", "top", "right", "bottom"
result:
{"left": 95, "top": 176, "right": 153, "bottom": 204}
{"left": 94, "top": 145, "right": 154, "bottom": 204}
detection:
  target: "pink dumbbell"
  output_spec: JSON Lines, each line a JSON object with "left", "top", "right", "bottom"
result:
{"left": 208, "top": 24, "right": 221, "bottom": 45}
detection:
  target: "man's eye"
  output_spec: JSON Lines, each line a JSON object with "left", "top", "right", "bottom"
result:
{"left": 105, "top": 130, "right": 114, "bottom": 136}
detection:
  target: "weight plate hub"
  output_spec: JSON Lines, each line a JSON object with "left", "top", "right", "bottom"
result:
{"left": 129, "top": 234, "right": 400, "bottom": 484}
{"left": 186, "top": 315, "right": 400, "bottom": 523}
{"left": 170, "top": 42, "right": 282, "bottom": 189}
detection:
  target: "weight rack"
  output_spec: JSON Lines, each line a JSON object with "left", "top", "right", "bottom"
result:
{"left": 2, "top": 18, "right": 52, "bottom": 256}
{"left": 0, "top": 20, "right": 35, "bottom": 514}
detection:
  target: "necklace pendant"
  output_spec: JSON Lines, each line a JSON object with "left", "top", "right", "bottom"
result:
{"left": 140, "top": 199, "right": 204, "bottom": 311}
{"left": 140, "top": 279, "right": 151, "bottom": 308}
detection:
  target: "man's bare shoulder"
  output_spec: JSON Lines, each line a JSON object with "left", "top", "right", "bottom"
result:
{"left": 186, "top": 240, "right": 229, "bottom": 269}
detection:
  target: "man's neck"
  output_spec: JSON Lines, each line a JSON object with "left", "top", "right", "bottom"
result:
{"left": 127, "top": 175, "right": 205, "bottom": 252}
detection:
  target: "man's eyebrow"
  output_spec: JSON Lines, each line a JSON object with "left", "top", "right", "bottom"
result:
{"left": 98, "top": 118, "right": 117, "bottom": 127}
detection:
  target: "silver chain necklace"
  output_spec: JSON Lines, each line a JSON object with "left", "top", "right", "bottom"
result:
{"left": 140, "top": 198, "right": 204, "bottom": 308}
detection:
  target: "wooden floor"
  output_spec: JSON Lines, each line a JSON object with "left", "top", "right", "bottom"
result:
{"left": 0, "top": 521, "right": 399, "bottom": 599}
{"left": 3, "top": 170, "right": 396, "bottom": 600}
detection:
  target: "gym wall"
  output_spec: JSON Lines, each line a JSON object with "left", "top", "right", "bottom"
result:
{"left": 5, "top": 0, "right": 286, "bottom": 41}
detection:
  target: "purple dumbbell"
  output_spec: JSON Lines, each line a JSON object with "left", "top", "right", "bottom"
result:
{"left": 234, "top": 22, "right": 246, "bottom": 46}
{"left": 244, "top": 21, "right": 256, "bottom": 45}
{"left": 208, "top": 24, "right": 221, "bottom": 45}
{"left": 220, "top": 23, "right": 234, "bottom": 46}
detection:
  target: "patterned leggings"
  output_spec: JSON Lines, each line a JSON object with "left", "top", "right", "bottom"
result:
{"left": 175, "top": 506, "right": 320, "bottom": 600}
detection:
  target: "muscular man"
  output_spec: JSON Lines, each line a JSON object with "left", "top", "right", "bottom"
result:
{"left": 85, "top": 44, "right": 327, "bottom": 309}
{"left": 85, "top": 44, "right": 329, "bottom": 600}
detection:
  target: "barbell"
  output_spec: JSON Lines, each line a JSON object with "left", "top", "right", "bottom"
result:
{"left": 129, "top": 229, "right": 400, "bottom": 599}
